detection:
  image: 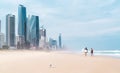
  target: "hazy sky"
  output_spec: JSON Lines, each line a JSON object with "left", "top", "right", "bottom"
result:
{"left": 0, "top": 0, "right": 120, "bottom": 50}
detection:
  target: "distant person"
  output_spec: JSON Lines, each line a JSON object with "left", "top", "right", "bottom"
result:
{"left": 84, "top": 47, "right": 88, "bottom": 56}
{"left": 90, "top": 48, "right": 94, "bottom": 56}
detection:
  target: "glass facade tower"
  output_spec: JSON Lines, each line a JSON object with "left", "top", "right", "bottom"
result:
{"left": 6, "top": 14, "right": 15, "bottom": 47}
{"left": 26, "top": 15, "right": 31, "bottom": 42}
{"left": 29, "top": 15, "right": 39, "bottom": 47}
{"left": 0, "top": 20, "right": 1, "bottom": 33}
{"left": 18, "top": 5, "right": 27, "bottom": 46}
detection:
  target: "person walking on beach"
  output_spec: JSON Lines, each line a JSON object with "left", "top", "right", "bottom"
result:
{"left": 90, "top": 48, "right": 94, "bottom": 56}
{"left": 84, "top": 47, "right": 88, "bottom": 56}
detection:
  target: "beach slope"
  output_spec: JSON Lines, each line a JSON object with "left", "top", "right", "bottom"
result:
{"left": 0, "top": 51, "right": 120, "bottom": 73}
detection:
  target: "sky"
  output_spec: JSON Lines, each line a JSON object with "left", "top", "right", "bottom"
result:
{"left": 0, "top": 0, "right": 120, "bottom": 50}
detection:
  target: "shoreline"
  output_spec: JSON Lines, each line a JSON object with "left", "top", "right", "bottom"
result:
{"left": 0, "top": 50, "right": 120, "bottom": 73}
{"left": 0, "top": 50, "right": 120, "bottom": 59}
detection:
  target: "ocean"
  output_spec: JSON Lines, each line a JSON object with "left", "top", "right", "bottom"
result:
{"left": 66, "top": 49, "right": 120, "bottom": 58}
{"left": 94, "top": 50, "right": 120, "bottom": 58}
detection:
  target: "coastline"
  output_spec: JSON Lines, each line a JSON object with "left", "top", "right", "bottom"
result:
{"left": 0, "top": 50, "right": 120, "bottom": 73}
{"left": 63, "top": 50, "right": 120, "bottom": 59}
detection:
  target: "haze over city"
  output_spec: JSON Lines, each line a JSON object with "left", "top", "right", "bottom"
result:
{"left": 0, "top": 0, "right": 120, "bottom": 50}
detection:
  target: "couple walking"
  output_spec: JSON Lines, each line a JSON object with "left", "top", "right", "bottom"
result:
{"left": 84, "top": 47, "right": 94, "bottom": 56}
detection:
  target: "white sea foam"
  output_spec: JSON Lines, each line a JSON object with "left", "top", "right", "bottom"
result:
{"left": 93, "top": 50, "right": 120, "bottom": 58}
{"left": 61, "top": 49, "right": 120, "bottom": 58}
{"left": 70, "top": 50, "right": 120, "bottom": 58}
{"left": 94, "top": 50, "right": 120, "bottom": 53}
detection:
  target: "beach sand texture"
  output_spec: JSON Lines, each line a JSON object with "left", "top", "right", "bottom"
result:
{"left": 0, "top": 50, "right": 120, "bottom": 73}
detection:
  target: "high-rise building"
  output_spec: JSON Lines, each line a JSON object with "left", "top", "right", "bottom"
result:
{"left": 0, "top": 20, "right": 1, "bottom": 33}
{"left": 15, "top": 36, "right": 19, "bottom": 46}
{"left": 0, "top": 33, "right": 4, "bottom": 48}
{"left": 58, "top": 33, "right": 62, "bottom": 48}
{"left": 25, "top": 15, "right": 31, "bottom": 49}
{"left": 40, "top": 28, "right": 46, "bottom": 38}
{"left": 6, "top": 14, "right": 15, "bottom": 47}
{"left": 18, "top": 5, "right": 27, "bottom": 48}
{"left": 49, "top": 38, "right": 57, "bottom": 49}
{"left": 39, "top": 27, "right": 46, "bottom": 48}
{"left": 26, "top": 15, "right": 31, "bottom": 43}
{"left": 29, "top": 15, "right": 39, "bottom": 47}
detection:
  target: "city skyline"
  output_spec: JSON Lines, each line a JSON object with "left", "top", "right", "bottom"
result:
{"left": 17, "top": 5, "right": 41, "bottom": 49}
{"left": 0, "top": 0, "right": 120, "bottom": 50}
{"left": 1, "top": 4, "right": 61, "bottom": 49}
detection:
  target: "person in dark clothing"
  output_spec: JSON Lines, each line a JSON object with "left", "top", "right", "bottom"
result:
{"left": 84, "top": 47, "right": 88, "bottom": 56}
{"left": 90, "top": 48, "right": 94, "bottom": 56}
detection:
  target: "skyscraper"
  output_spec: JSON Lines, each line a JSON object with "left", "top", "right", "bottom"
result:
{"left": 0, "top": 20, "right": 1, "bottom": 33}
{"left": 49, "top": 38, "right": 57, "bottom": 49}
{"left": 39, "top": 27, "right": 46, "bottom": 48}
{"left": 58, "top": 33, "right": 62, "bottom": 48}
{"left": 40, "top": 28, "right": 46, "bottom": 38}
{"left": 6, "top": 14, "right": 15, "bottom": 47}
{"left": 29, "top": 15, "right": 39, "bottom": 47}
{"left": 0, "top": 33, "right": 4, "bottom": 48}
{"left": 26, "top": 15, "right": 31, "bottom": 43}
{"left": 18, "top": 5, "right": 27, "bottom": 48}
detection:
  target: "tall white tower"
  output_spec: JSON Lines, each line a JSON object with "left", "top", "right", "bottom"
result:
{"left": 39, "top": 27, "right": 46, "bottom": 49}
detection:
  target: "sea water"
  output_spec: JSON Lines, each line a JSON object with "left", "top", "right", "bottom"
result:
{"left": 66, "top": 49, "right": 120, "bottom": 58}
{"left": 94, "top": 50, "right": 120, "bottom": 58}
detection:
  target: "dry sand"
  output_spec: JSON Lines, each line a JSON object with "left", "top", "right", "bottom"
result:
{"left": 0, "top": 50, "right": 120, "bottom": 73}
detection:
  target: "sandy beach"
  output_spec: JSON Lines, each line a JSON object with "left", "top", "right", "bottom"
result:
{"left": 0, "top": 50, "right": 120, "bottom": 73}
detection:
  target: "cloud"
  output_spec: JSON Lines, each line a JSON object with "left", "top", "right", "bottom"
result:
{"left": 110, "top": 8, "right": 120, "bottom": 17}
{"left": 72, "top": 27, "right": 120, "bottom": 38}
{"left": 0, "top": 0, "right": 27, "bottom": 5}
{"left": 32, "top": 0, "right": 120, "bottom": 50}
{"left": 0, "top": 0, "right": 120, "bottom": 49}
{"left": 45, "top": 18, "right": 120, "bottom": 39}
